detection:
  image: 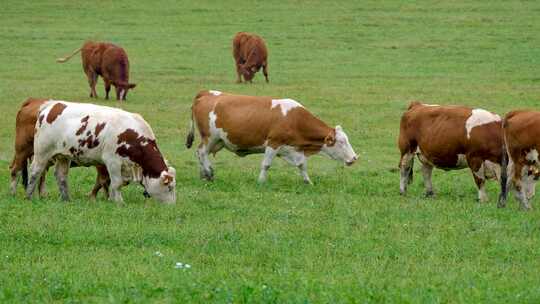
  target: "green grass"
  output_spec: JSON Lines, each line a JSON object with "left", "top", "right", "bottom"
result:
{"left": 1, "top": 0, "right": 540, "bottom": 302}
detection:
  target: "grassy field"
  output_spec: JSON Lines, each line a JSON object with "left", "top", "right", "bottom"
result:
{"left": 1, "top": 0, "right": 540, "bottom": 302}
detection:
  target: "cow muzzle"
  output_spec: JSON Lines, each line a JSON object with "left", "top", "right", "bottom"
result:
{"left": 345, "top": 155, "right": 358, "bottom": 166}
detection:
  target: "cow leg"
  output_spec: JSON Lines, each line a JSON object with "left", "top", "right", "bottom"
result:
{"left": 26, "top": 158, "right": 49, "bottom": 200}
{"left": 9, "top": 156, "right": 26, "bottom": 195}
{"left": 54, "top": 158, "right": 71, "bottom": 201}
{"left": 38, "top": 166, "right": 48, "bottom": 198}
{"left": 473, "top": 174, "right": 488, "bottom": 203}
{"left": 104, "top": 79, "right": 111, "bottom": 100}
{"left": 104, "top": 161, "right": 124, "bottom": 205}
{"left": 526, "top": 175, "right": 536, "bottom": 200}
{"left": 262, "top": 63, "right": 269, "bottom": 83}
{"left": 87, "top": 71, "right": 98, "bottom": 98}
{"left": 196, "top": 142, "right": 214, "bottom": 181}
{"left": 399, "top": 152, "right": 414, "bottom": 195}
{"left": 279, "top": 148, "right": 312, "bottom": 184}
{"left": 469, "top": 158, "right": 489, "bottom": 203}
{"left": 512, "top": 163, "right": 531, "bottom": 210}
{"left": 421, "top": 163, "right": 434, "bottom": 197}
{"left": 258, "top": 146, "right": 278, "bottom": 183}
{"left": 235, "top": 65, "right": 243, "bottom": 83}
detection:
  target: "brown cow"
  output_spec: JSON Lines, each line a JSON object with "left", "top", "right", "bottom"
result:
{"left": 498, "top": 110, "right": 540, "bottom": 210}
{"left": 398, "top": 102, "right": 503, "bottom": 202}
{"left": 232, "top": 32, "right": 269, "bottom": 83}
{"left": 57, "top": 41, "right": 136, "bottom": 101}
{"left": 186, "top": 90, "right": 357, "bottom": 183}
{"left": 9, "top": 97, "right": 110, "bottom": 198}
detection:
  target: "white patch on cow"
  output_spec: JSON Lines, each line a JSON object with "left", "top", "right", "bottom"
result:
{"left": 209, "top": 90, "right": 222, "bottom": 96}
{"left": 465, "top": 109, "right": 501, "bottom": 139}
{"left": 424, "top": 103, "right": 440, "bottom": 107}
{"left": 271, "top": 99, "right": 303, "bottom": 116}
{"left": 209, "top": 111, "right": 236, "bottom": 149}
{"left": 526, "top": 149, "right": 539, "bottom": 162}
{"left": 456, "top": 154, "right": 468, "bottom": 168}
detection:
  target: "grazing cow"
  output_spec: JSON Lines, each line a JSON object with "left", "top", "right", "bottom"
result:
{"left": 57, "top": 41, "right": 136, "bottom": 101}
{"left": 186, "top": 90, "right": 357, "bottom": 183}
{"left": 232, "top": 32, "right": 269, "bottom": 83}
{"left": 9, "top": 97, "right": 110, "bottom": 198}
{"left": 398, "top": 102, "right": 502, "bottom": 202}
{"left": 498, "top": 110, "right": 540, "bottom": 210}
{"left": 26, "top": 100, "right": 176, "bottom": 204}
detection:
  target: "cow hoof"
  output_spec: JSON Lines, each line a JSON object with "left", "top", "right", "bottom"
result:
{"left": 520, "top": 205, "right": 532, "bottom": 211}
{"left": 303, "top": 180, "right": 313, "bottom": 185}
{"left": 424, "top": 191, "right": 434, "bottom": 197}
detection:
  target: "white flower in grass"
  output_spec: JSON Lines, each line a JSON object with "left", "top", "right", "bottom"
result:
{"left": 154, "top": 251, "right": 164, "bottom": 257}
{"left": 184, "top": 264, "right": 191, "bottom": 269}
{"left": 175, "top": 262, "right": 183, "bottom": 269}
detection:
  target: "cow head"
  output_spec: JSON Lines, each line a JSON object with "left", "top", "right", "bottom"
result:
{"left": 321, "top": 126, "right": 358, "bottom": 166}
{"left": 240, "top": 65, "right": 259, "bottom": 82}
{"left": 116, "top": 82, "right": 137, "bottom": 101}
{"left": 142, "top": 167, "right": 176, "bottom": 204}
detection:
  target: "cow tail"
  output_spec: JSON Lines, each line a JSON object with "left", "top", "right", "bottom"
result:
{"left": 408, "top": 156, "right": 414, "bottom": 184}
{"left": 185, "top": 111, "right": 195, "bottom": 149}
{"left": 56, "top": 47, "right": 82, "bottom": 63}
{"left": 498, "top": 139, "right": 508, "bottom": 207}
{"left": 22, "top": 159, "right": 29, "bottom": 189}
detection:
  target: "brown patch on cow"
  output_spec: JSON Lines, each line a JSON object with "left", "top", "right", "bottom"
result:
{"left": 46, "top": 103, "right": 67, "bottom": 124}
{"left": 76, "top": 116, "right": 90, "bottom": 135}
{"left": 78, "top": 135, "right": 99, "bottom": 149}
{"left": 116, "top": 128, "right": 167, "bottom": 178}
{"left": 69, "top": 147, "right": 83, "bottom": 157}
{"left": 94, "top": 122, "right": 106, "bottom": 137}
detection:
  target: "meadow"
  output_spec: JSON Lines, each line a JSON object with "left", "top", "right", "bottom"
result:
{"left": 1, "top": 0, "right": 540, "bottom": 302}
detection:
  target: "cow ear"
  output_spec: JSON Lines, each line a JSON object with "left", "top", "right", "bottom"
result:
{"left": 324, "top": 131, "right": 336, "bottom": 146}
{"left": 335, "top": 125, "right": 343, "bottom": 132}
{"left": 129, "top": 83, "right": 137, "bottom": 89}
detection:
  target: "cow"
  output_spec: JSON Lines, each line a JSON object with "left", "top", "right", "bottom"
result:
{"left": 398, "top": 101, "right": 503, "bottom": 202}
{"left": 57, "top": 41, "right": 136, "bottom": 101}
{"left": 9, "top": 97, "right": 110, "bottom": 199}
{"left": 26, "top": 100, "right": 176, "bottom": 205}
{"left": 232, "top": 32, "right": 269, "bottom": 83}
{"left": 498, "top": 110, "right": 540, "bottom": 210}
{"left": 185, "top": 90, "right": 357, "bottom": 183}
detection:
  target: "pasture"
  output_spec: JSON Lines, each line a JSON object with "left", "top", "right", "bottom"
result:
{"left": 1, "top": 0, "right": 540, "bottom": 302}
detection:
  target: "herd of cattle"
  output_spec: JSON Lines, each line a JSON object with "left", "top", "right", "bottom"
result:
{"left": 7, "top": 32, "right": 540, "bottom": 210}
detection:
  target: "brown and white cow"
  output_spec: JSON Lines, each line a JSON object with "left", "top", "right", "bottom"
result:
{"left": 9, "top": 97, "right": 111, "bottom": 198}
{"left": 498, "top": 110, "right": 540, "bottom": 210}
{"left": 26, "top": 100, "right": 176, "bottom": 205}
{"left": 232, "top": 32, "right": 269, "bottom": 83}
{"left": 57, "top": 41, "right": 136, "bottom": 101}
{"left": 186, "top": 90, "right": 357, "bottom": 183}
{"left": 398, "top": 102, "right": 502, "bottom": 202}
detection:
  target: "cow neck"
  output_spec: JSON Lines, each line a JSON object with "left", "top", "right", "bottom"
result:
{"left": 137, "top": 141, "right": 167, "bottom": 178}
{"left": 295, "top": 113, "right": 333, "bottom": 154}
